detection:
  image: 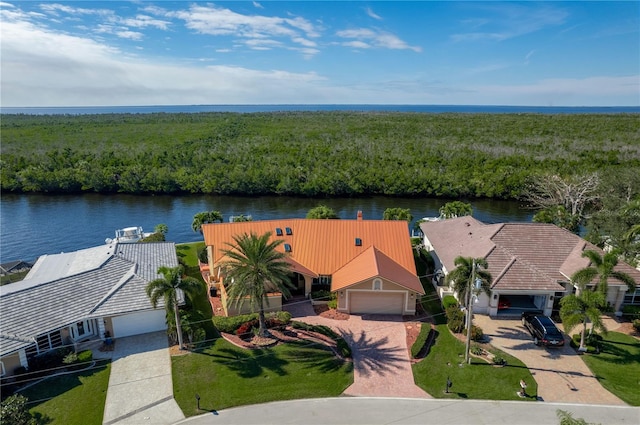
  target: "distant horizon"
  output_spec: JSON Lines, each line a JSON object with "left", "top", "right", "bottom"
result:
{"left": 2, "top": 1, "right": 638, "bottom": 107}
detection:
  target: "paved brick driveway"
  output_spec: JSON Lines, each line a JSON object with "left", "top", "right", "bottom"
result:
{"left": 285, "top": 300, "right": 431, "bottom": 398}
{"left": 474, "top": 315, "right": 625, "bottom": 405}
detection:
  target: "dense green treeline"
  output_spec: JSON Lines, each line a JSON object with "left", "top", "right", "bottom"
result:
{"left": 1, "top": 112, "right": 639, "bottom": 198}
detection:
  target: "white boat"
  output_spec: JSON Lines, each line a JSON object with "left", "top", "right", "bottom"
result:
{"left": 105, "top": 227, "right": 151, "bottom": 244}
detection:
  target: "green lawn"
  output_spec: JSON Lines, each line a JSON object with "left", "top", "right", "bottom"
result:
{"left": 172, "top": 337, "right": 353, "bottom": 416}
{"left": 412, "top": 325, "right": 537, "bottom": 400}
{"left": 21, "top": 361, "right": 111, "bottom": 425}
{"left": 580, "top": 331, "right": 640, "bottom": 406}
{"left": 176, "top": 241, "right": 205, "bottom": 268}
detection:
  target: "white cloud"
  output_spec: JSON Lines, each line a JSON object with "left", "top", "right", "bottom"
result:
{"left": 253, "top": 2, "right": 264, "bottom": 10}
{"left": 337, "top": 28, "right": 421, "bottom": 52}
{"left": 365, "top": 7, "right": 382, "bottom": 21}
{"left": 452, "top": 3, "right": 569, "bottom": 42}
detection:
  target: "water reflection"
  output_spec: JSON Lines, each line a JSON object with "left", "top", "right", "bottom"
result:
{"left": 0, "top": 193, "right": 532, "bottom": 263}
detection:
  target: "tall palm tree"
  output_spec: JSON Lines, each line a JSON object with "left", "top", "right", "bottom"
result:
{"left": 221, "top": 231, "right": 293, "bottom": 337}
{"left": 439, "top": 201, "right": 473, "bottom": 219}
{"left": 192, "top": 210, "right": 224, "bottom": 233}
{"left": 560, "top": 290, "right": 607, "bottom": 351}
{"left": 146, "top": 266, "right": 204, "bottom": 349}
{"left": 445, "top": 256, "right": 492, "bottom": 308}
{"left": 571, "top": 250, "right": 637, "bottom": 295}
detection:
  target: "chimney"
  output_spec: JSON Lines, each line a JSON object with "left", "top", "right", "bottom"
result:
{"left": 357, "top": 210, "right": 363, "bottom": 220}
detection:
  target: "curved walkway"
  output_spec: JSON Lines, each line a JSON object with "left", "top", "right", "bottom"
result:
{"left": 103, "top": 332, "right": 185, "bottom": 425}
{"left": 474, "top": 316, "right": 625, "bottom": 405}
{"left": 285, "top": 300, "right": 431, "bottom": 398}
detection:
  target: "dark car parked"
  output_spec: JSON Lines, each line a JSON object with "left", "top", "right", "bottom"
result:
{"left": 521, "top": 312, "right": 565, "bottom": 347}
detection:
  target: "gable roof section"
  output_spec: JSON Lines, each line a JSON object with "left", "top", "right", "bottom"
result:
{"left": 332, "top": 246, "right": 424, "bottom": 293}
{"left": 0, "top": 242, "right": 178, "bottom": 356}
{"left": 420, "top": 216, "right": 502, "bottom": 272}
{"left": 202, "top": 218, "right": 417, "bottom": 287}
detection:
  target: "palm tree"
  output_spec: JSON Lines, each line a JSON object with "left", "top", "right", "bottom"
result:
{"left": 571, "top": 250, "right": 637, "bottom": 295}
{"left": 445, "top": 256, "right": 492, "bottom": 308}
{"left": 382, "top": 207, "right": 413, "bottom": 222}
{"left": 306, "top": 205, "right": 339, "bottom": 219}
{"left": 439, "top": 201, "right": 473, "bottom": 219}
{"left": 221, "top": 231, "right": 293, "bottom": 337}
{"left": 192, "top": 210, "right": 224, "bottom": 233}
{"left": 560, "top": 291, "right": 607, "bottom": 351}
{"left": 146, "top": 266, "right": 204, "bottom": 349}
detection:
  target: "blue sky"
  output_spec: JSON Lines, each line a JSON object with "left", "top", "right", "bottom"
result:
{"left": 1, "top": 1, "right": 638, "bottom": 106}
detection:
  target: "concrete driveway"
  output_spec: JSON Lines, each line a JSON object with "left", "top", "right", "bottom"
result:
{"left": 285, "top": 300, "right": 430, "bottom": 398}
{"left": 474, "top": 316, "right": 625, "bottom": 405}
{"left": 103, "top": 331, "right": 185, "bottom": 425}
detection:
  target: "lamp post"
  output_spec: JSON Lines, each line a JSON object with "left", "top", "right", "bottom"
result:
{"left": 195, "top": 393, "right": 201, "bottom": 411}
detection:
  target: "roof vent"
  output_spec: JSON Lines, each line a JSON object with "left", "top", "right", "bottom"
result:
{"left": 355, "top": 238, "right": 362, "bottom": 246}
{"left": 276, "top": 228, "right": 283, "bottom": 236}
{"left": 357, "top": 210, "right": 363, "bottom": 220}
{"left": 285, "top": 227, "right": 292, "bottom": 235}
{"left": 284, "top": 243, "right": 292, "bottom": 252}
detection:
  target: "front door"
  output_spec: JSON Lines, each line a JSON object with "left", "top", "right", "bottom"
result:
{"left": 70, "top": 319, "right": 95, "bottom": 341}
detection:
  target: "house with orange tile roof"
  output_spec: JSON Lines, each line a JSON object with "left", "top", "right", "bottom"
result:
{"left": 202, "top": 212, "right": 424, "bottom": 316}
{"left": 420, "top": 216, "right": 640, "bottom": 317}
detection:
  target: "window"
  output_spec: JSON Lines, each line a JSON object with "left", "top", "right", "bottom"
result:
{"left": 285, "top": 227, "right": 293, "bottom": 235}
{"left": 275, "top": 228, "right": 283, "bottom": 236}
{"left": 373, "top": 278, "right": 382, "bottom": 290}
{"left": 284, "top": 243, "right": 292, "bottom": 252}
{"left": 70, "top": 320, "right": 94, "bottom": 340}
{"left": 319, "top": 275, "right": 332, "bottom": 285}
{"left": 355, "top": 238, "right": 362, "bottom": 246}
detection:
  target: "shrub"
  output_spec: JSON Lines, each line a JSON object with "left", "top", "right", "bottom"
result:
{"left": 470, "top": 344, "right": 484, "bottom": 355}
{"left": 442, "top": 295, "right": 458, "bottom": 309}
{"left": 236, "top": 319, "right": 259, "bottom": 339}
{"left": 633, "top": 319, "right": 640, "bottom": 333}
{"left": 463, "top": 325, "right": 484, "bottom": 341}
{"left": 77, "top": 350, "right": 93, "bottom": 363}
{"left": 62, "top": 352, "right": 78, "bottom": 365}
{"left": 571, "top": 333, "right": 603, "bottom": 353}
{"left": 139, "top": 232, "right": 165, "bottom": 242}
{"left": 198, "top": 247, "right": 208, "bottom": 264}
{"left": 213, "top": 313, "right": 258, "bottom": 333}
{"left": 621, "top": 305, "right": 640, "bottom": 319}
{"left": 327, "top": 299, "right": 338, "bottom": 309}
{"left": 445, "top": 305, "right": 464, "bottom": 333}
{"left": 310, "top": 290, "right": 332, "bottom": 301}
{"left": 492, "top": 354, "right": 505, "bottom": 365}
{"left": 273, "top": 311, "right": 292, "bottom": 324}
{"left": 410, "top": 325, "right": 432, "bottom": 358}
{"left": 0, "top": 394, "right": 37, "bottom": 425}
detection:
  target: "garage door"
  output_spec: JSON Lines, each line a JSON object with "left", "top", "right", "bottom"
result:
{"left": 349, "top": 292, "right": 405, "bottom": 315}
{"left": 111, "top": 310, "right": 167, "bottom": 338}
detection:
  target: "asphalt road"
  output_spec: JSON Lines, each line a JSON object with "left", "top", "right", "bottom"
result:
{"left": 175, "top": 397, "right": 640, "bottom": 425}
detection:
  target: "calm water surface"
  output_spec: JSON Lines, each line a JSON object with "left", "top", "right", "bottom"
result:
{"left": 0, "top": 194, "right": 533, "bottom": 263}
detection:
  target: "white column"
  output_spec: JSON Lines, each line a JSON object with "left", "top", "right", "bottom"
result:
{"left": 97, "top": 318, "right": 106, "bottom": 340}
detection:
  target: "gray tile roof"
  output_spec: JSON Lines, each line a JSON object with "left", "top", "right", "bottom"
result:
{"left": 0, "top": 242, "right": 178, "bottom": 356}
{"left": 421, "top": 218, "right": 640, "bottom": 292}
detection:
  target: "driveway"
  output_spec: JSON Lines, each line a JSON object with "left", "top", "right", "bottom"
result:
{"left": 285, "top": 300, "right": 431, "bottom": 398}
{"left": 103, "top": 331, "right": 185, "bottom": 425}
{"left": 474, "top": 315, "right": 625, "bottom": 405}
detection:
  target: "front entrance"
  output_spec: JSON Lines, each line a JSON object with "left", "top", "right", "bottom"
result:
{"left": 289, "top": 273, "right": 305, "bottom": 296}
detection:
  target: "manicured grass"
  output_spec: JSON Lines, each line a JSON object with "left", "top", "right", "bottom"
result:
{"left": 412, "top": 325, "right": 537, "bottom": 400}
{"left": 20, "top": 361, "right": 111, "bottom": 425}
{"left": 172, "top": 337, "right": 353, "bottom": 416}
{"left": 579, "top": 331, "right": 640, "bottom": 406}
{"left": 176, "top": 241, "right": 205, "bottom": 267}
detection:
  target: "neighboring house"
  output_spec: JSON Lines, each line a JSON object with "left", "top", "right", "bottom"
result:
{"left": 0, "top": 260, "right": 33, "bottom": 276}
{"left": 0, "top": 242, "right": 178, "bottom": 377}
{"left": 202, "top": 212, "right": 424, "bottom": 316}
{"left": 421, "top": 217, "right": 640, "bottom": 317}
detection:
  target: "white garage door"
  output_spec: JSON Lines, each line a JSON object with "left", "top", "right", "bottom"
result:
{"left": 349, "top": 292, "right": 405, "bottom": 315}
{"left": 111, "top": 310, "right": 167, "bottom": 338}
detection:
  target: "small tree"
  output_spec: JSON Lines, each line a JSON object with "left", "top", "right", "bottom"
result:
{"left": 146, "top": 266, "right": 204, "bottom": 349}
{"left": 382, "top": 207, "right": 413, "bottom": 222}
{"left": 533, "top": 205, "right": 580, "bottom": 232}
{"left": 439, "top": 201, "right": 472, "bottom": 219}
{"left": 154, "top": 223, "right": 169, "bottom": 235}
{"left": 560, "top": 291, "right": 607, "bottom": 351}
{"left": 221, "top": 231, "right": 294, "bottom": 337}
{"left": 0, "top": 394, "right": 38, "bottom": 425}
{"left": 192, "top": 210, "right": 223, "bottom": 233}
{"left": 306, "top": 205, "right": 339, "bottom": 219}
{"left": 445, "top": 257, "right": 492, "bottom": 308}
{"left": 571, "top": 250, "right": 637, "bottom": 296}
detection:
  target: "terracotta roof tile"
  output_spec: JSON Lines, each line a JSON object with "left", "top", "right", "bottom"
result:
{"left": 202, "top": 218, "right": 422, "bottom": 293}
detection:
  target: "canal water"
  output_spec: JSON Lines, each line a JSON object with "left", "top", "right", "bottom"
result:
{"left": 0, "top": 193, "right": 533, "bottom": 263}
